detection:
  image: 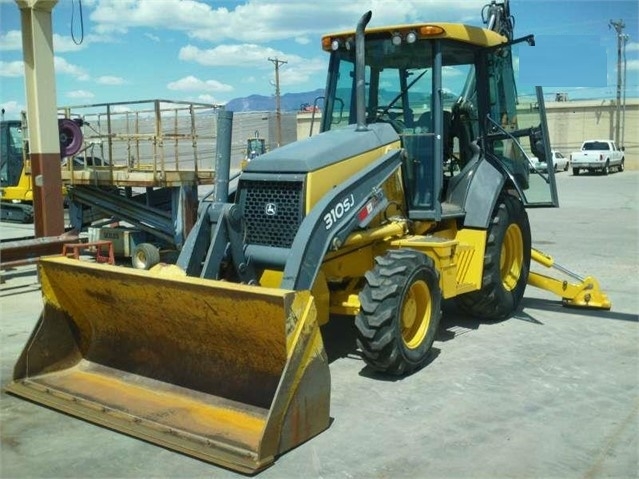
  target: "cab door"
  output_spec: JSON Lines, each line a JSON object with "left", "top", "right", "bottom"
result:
{"left": 482, "top": 43, "right": 559, "bottom": 207}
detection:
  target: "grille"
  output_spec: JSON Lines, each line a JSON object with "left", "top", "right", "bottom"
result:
{"left": 239, "top": 179, "right": 304, "bottom": 248}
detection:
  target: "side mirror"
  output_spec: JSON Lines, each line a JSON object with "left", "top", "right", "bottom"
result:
{"left": 529, "top": 126, "right": 546, "bottom": 162}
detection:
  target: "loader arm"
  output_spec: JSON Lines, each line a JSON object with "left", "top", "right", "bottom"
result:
{"left": 528, "top": 248, "right": 611, "bottom": 309}
{"left": 282, "top": 148, "right": 402, "bottom": 290}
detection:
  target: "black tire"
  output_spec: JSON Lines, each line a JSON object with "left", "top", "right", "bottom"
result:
{"left": 619, "top": 159, "right": 625, "bottom": 172}
{"left": 355, "top": 249, "right": 441, "bottom": 376}
{"left": 131, "top": 243, "right": 161, "bottom": 270}
{"left": 456, "top": 194, "right": 531, "bottom": 320}
{"left": 602, "top": 161, "right": 610, "bottom": 175}
{"left": 573, "top": 167, "right": 579, "bottom": 176}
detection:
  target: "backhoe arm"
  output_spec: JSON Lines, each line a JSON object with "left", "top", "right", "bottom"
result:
{"left": 528, "top": 248, "right": 611, "bottom": 309}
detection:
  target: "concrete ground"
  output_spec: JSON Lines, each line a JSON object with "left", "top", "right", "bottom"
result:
{"left": 1, "top": 170, "right": 637, "bottom": 479}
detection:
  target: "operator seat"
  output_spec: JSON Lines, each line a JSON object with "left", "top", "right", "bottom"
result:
{"left": 415, "top": 111, "right": 452, "bottom": 159}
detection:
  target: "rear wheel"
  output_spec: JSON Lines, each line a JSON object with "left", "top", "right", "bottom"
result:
{"left": 618, "top": 159, "right": 625, "bottom": 172}
{"left": 132, "top": 243, "right": 161, "bottom": 270}
{"left": 602, "top": 161, "right": 610, "bottom": 175}
{"left": 573, "top": 167, "right": 579, "bottom": 176}
{"left": 355, "top": 249, "right": 441, "bottom": 376}
{"left": 456, "top": 194, "right": 531, "bottom": 320}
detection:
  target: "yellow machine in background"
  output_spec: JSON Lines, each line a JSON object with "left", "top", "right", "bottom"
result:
{"left": 0, "top": 119, "right": 34, "bottom": 222}
{"left": 6, "top": 1, "right": 610, "bottom": 474}
{"left": 1, "top": 116, "right": 83, "bottom": 222}
{"left": 240, "top": 130, "right": 267, "bottom": 170}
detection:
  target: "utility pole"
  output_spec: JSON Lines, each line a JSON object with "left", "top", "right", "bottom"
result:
{"left": 609, "top": 19, "right": 625, "bottom": 146}
{"left": 268, "top": 57, "right": 287, "bottom": 147}
{"left": 621, "top": 33, "right": 629, "bottom": 149}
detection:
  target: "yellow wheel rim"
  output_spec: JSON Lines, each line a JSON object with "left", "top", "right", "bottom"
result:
{"left": 500, "top": 223, "right": 524, "bottom": 291}
{"left": 401, "top": 280, "right": 431, "bottom": 349}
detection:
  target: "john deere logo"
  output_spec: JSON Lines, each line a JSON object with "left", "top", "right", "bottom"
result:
{"left": 265, "top": 203, "right": 277, "bottom": 216}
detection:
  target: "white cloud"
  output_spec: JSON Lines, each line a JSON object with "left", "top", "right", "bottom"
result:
{"left": 167, "top": 75, "right": 233, "bottom": 93}
{"left": 443, "top": 66, "right": 466, "bottom": 78}
{"left": 53, "top": 34, "right": 87, "bottom": 53}
{"left": 626, "top": 59, "right": 639, "bottom": 72}
{"left": 1, "top": 29, "right": 109, "bottom": 53}
{"left": 197, "top": 94, "right": 222, "bottom": 104}
{"left": 1, "top": 100, "right": 25, "bottom": 119}
{"left": 0, "top": 60, "right": 24, "bottom": 77}
{"left": 89, "top": 0, "right": 486, "bottom": 43}
{"left": 626, "top": 42, "right": 639, "bottom": 53}
{"left": 179, "top": 44, "right": 284, "bottom": 68}
{"left": 145, "top": 33, "right": 161, "bottom": 42}
{"left": 0, "top": 30, "right": 22, "bottom": 51}
{"left": 276, "top": 57, "right": 326, "bottom": 86}
{"left": 178, "top": 43, "right": 326, "bottom": 86}
{"left": 67, "top": 90, "right": 95, "bottom": 99}
{"left": 96, "top": 75, "right": 125, "bottom": 85}
{"left": 54, "top": 56, "right": 90, "bottom": 80}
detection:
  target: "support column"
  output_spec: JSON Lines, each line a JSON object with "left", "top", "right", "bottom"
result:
{"left": 16, "top": 0, "right": 64, "bottom": 236}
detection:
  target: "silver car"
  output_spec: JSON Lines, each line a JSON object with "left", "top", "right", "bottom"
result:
{"left": 530, "top": 150, "right": 569, "bottom": 173}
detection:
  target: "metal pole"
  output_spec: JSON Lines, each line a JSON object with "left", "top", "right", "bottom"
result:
{"left": 621, "top": 34, "right": 629, "bottom": 148}
{"left": 214, "top": 110, "right": 233, "bottom": 203}
{"left": 609, "top": 19, "right": 625, "bottom": 146}
{"left": 16, "top": 0, "right": 65, "bottom": 237}
{"left": 268, "top": 57, "right": 287, "bottom": 147}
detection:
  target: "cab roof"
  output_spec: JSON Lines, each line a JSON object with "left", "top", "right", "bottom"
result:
{"left": 321, "top": 23, "right": 507, "bottom": 50}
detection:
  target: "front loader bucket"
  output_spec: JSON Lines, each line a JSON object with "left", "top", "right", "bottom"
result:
{"left": 5, "top": 256, "right": 330, "bottom": 474}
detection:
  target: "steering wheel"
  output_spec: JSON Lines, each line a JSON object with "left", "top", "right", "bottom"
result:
{"left": 372, "top": 106, "right": 406, "bottom": 132}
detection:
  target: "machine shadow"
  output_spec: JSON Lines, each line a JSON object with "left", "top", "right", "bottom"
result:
{"left": 320, "top": 304, "right": 504, "bottom": 381}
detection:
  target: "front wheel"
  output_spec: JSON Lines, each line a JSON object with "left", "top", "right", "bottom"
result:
{"left": 456, "top": 194, "right": 531, "bottom": 320}
{"left": 132, "top": 242, "right": 161, "bottom": 270}
{"left": 355, "top": 249, "right": 441, "bottom": 376}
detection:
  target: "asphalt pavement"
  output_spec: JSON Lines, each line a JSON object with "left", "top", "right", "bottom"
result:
{"left": 1, "top": 169, "right": 637, "bottom": 479}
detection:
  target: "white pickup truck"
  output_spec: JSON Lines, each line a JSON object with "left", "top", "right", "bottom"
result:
{"left": 570, "top": 139, "right": 625, "bottom": 176}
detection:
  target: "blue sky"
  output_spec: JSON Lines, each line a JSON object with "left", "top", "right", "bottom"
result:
{"left": 1, "top": 0, "right": 638, "bottom": 120}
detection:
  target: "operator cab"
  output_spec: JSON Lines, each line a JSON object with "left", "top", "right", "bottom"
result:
{"left": 0, "top": 120, "right": 24, "bottom": 188}
{"left": 321, "top": 23, "right": 558, "bottom": 221}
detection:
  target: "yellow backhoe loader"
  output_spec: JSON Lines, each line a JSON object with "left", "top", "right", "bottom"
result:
{"left": 1, "top": 114, "right": 83, "bottom": 223}
{"left": 0, "top": 118, "right": 34, "bottom": 222}
{"left": 6, "top": 1, "right": 610, "bottom": 474}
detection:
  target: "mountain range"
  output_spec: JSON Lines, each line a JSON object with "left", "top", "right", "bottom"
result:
{"left": 225, "top": 88, "right": 325, "bottom": 112}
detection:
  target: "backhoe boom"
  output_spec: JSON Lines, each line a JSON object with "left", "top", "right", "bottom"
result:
{"left": 528, "top": 248, "right": 611, "bottom": 309}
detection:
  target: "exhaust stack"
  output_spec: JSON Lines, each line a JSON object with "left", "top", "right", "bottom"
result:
{"left": 355, "top": 11, "right": 372, "bottom": 132}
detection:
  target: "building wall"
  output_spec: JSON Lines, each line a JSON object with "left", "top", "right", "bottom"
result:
{"left": 296, "top": 99, "right": 638, "bottom": 166}
{"left": 546, "top": 99, "right": 638, "bottom": 164}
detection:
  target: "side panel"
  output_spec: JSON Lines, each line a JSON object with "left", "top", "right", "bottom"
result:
{"left": 457, "top": 158, "right": 505, "bottom": 229}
